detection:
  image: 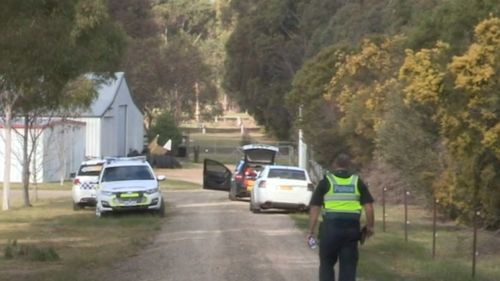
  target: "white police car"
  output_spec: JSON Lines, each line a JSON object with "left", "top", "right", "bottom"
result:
{"left": 72, "top": 159, "right": 105, "bottom": 210}
{"left": 95, "top": 156, "right": 166, "bottom": 217}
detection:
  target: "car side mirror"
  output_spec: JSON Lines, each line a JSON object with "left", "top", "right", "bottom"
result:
{"left": 157, "top": 175, "right": 166, "bottom": 181}
{"left": 70, "top": 172, "right": 76, "bottom": 178}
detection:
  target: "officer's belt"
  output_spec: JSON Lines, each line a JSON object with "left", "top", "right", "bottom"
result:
{"left": 322, "top": 212, "right": 361, "bottom": 221}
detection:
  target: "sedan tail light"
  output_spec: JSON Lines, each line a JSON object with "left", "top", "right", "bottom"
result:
{"left": 235, "top": 174, "right": 244, "bottom": 183}
{"left": 307, "top": 183, "right": 315, "bottom": 191}
{"left": 258, "top": 180, "right": 267, "bottom": 188}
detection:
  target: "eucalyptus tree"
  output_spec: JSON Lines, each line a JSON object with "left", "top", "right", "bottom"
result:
{"left": 110, "top": 0, "right": 221, "bottom": 133}
{"left": 0, "top": 0, "right": 125, "bottom": 209}
{"left": 225, "top": 0, "right": 306, "bottom": 139}
{"left": 153, "top": 0, "right": 220, "bottom": 124}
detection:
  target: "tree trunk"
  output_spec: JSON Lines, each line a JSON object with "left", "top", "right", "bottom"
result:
{"left": 22, "top": 116, "right": 32, "bottom": 207}
{"left": 32, "top": 151, "right": 38, "bottom": 202}
{"left": 2, "top": 104, "right": 13, "bottom": 211}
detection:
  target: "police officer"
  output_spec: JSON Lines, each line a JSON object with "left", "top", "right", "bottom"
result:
{"left": 307, "top": 153, "right": 374, "bottom": 281}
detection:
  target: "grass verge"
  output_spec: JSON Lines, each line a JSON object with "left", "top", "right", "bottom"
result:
{"left": 290, "top": 205, "right": 500, "bottom": 281}
{"left": 0, "top": 197, "right": 164, "bottom": 281}
{"left": 161, "top": 178, "right": 201, "bottom": 190}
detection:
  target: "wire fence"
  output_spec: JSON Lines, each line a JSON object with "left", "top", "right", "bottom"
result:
{"left": 380, "top": 187, "right": 500, "bottom": 279}
{"left": 186, "top": 143, "right": 298, "bottom": 166}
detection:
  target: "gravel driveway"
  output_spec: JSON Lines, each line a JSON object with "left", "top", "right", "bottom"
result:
{"left": 103, "top": 189, "right": 318, "bottom": 281}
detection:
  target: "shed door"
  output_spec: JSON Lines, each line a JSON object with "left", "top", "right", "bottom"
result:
{"left": 117, "top": 105, "right": 128, "bottom": 156}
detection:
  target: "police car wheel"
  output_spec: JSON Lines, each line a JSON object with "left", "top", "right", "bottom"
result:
{"left": 96, "top": 207, "right": 108, "bottom": 218}
{"left": 73, "top": 202, "right": 83, "bottom": 211}
{"left": 156, "top": 199, "right": 166, "bottom": 217}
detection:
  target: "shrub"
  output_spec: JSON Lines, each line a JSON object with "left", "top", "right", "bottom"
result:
{"left": 4, "top": 239, "right": 60, "bottom": 261}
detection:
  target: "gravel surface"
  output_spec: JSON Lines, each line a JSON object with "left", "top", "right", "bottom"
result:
{"left": 103, "top": 189, "right": 319, "bottom": 281}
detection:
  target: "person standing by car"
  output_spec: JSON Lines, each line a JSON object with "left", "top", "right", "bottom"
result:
{"left": 307, "top": 153, "right": 375, "bottom": 281}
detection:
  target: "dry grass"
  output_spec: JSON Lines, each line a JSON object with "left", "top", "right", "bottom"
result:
{"left": 0, "top": 197, "right": 164, "bottom": 281}
{"left": 291, "top": 203, "right": 500, "bottom": 281}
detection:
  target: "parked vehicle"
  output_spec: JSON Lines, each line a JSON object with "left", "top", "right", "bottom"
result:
{"left": 95, "top": 156, "right": 166, "bottom": 217}
{"left": 203, "top": 144, "right": 279, "bottom": 200}
{"left": 71, "top": 159, "right": 105, "bottom": 210}
{"left": 250, "top": 165, "right": 314, "bottom": 213}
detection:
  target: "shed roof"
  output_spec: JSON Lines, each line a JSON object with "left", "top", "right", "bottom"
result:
{"left": 79, "top": 72, "right": 125, "bottom": 117}
{"left": 0, "top": 118, "right": 85, "bottom": 129}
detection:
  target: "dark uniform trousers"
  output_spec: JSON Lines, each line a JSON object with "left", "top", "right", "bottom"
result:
{"left": 319, "top": 219, "right": 360, "bottom": 281}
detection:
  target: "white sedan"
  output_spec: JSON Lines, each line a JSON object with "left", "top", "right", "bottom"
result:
{"left": 250, "top": 165, "right": 314, "bottom": 213}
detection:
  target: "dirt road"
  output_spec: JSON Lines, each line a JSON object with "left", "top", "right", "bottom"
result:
{"left": 104, "top": 189, "right": 318, "bottom": 281}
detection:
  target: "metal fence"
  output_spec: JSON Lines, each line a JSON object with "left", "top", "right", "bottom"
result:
{"left": 380, "top": 187, "right": 499, "bottom": 279}
{"left": 187, "top": 143, "right": 298, "bottom": 166}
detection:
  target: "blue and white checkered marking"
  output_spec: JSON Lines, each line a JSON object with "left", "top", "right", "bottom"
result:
{"left": 79, "top": 182, "right": 96, "bottom": 190}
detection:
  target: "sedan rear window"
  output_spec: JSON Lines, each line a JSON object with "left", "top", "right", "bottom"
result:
{"left": 267, "top": 169, "right": 306, "bottom": 180}
{"left": 101, "top": 165, "right": 154, "bottom": 182}
{"left": 78, "top": 164, "right": 103, "bottom": 176}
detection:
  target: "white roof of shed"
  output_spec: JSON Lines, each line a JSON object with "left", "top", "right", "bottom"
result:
{"left": 0, "top": 118, "right": 85, "bottom": 129}
{"left": 79, "top": 72, "right": 125, "bottom": 117}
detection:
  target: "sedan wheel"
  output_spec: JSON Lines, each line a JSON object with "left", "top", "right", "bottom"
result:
{"left": 249, "top": 199, "right": 261, "bottom": 213}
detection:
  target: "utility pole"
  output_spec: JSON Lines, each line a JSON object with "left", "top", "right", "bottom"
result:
{"left": 195, "top": 82, "right": 200, "bottom": 123}
{"left": 298, "top": 106, "right": 307, "bottom": 169}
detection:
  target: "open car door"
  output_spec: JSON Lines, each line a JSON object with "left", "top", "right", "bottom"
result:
{"left": 203, "top": 159, "right": 232, "bottom": 191}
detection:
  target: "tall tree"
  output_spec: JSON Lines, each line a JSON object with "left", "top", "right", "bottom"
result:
{"left": 324, "top": 36, "right": 405, "bottom": 165}
{"left": 225, "top": 0, "right": 306, "bottom": 139}
{"left": 286, "top": 45, "right": 350, "bottom": 165}
{"left": 400, "top": 17, "right": 500, "bottom": 227}
{"left": 154, "top": 0, "right": 219, "bottom": 123}
{"left": 0, "top": 0, "right": 125, "bottom": 209}
{"left": 110, "top": 0, "right": 220, "bottom": 134}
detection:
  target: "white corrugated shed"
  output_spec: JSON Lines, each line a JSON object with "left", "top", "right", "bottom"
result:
{"left": 74, "top": 72, "right": 144, "bottom": 158}
{"left": 0, "top": 119, "right": 86, "bottom": 183}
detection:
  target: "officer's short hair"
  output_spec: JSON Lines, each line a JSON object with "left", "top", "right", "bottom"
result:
{"left": 333, "top": 153, "right": 351, "bottom": 169}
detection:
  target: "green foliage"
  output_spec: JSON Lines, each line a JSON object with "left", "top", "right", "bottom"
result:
{"left": 400, "top": 17, "right": 500, "bottom": 227}
{"left": 407, "top": 0, "right": 500, "bottom": 52}
{"left": 148, "top": 111, "right": 183, "bottom": 150}
{"left": 225, "top": 0, "right": 305, "bottom": 139}
{"left": 0, "top": 0, "right": 125, "bottom": 112}
{"left": 301, "top": 0, "right": 438, "bottom": 56}
{"left": 375, "top": 90, "right": 439, "bottom": 197}
{"left": 111, "top": 0, "right": 223, "bottom": 130}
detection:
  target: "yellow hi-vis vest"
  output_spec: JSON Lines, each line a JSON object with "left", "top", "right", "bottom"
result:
{"left": 323, "top": 172, "right": 362, "bottom": 219}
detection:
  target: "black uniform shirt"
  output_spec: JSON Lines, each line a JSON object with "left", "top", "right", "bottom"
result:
{"left": 309, "top": 170, "right": 374, "bottom": 207}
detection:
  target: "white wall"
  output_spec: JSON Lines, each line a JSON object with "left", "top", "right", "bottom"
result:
{"left": 0, "top": 128, "right": 27, "bottom": 182}
{"left": 100, "top": 115, "right": 117, "bottom": 157}
{"left": 78, "top": 118, "right": 101, "bottom": 158}
{"left": 112, "top": 77, "right": 144, "bottom": 156}
{"left": 0, "top": 123, "right": 85, "bottom": 183}
{"left": 41, "top": 123, "right": 86, "bottom": 182}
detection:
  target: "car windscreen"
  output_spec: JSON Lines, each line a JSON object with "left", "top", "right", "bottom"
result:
{"left": 101, "top": 165, "right": 154, "bottom": 182}
{"left": 267, "top": 169, "right": 306, "bottom": 180}
{"left": 78, "top": 164, "right": 103, "bottom": 176}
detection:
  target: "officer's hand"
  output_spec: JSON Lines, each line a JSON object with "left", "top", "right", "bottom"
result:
{"left": 366, "top": 226, "right": 375, "bottom": 238}
{"left": 306, "top": 233, "right": 314, "bottom": 243}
